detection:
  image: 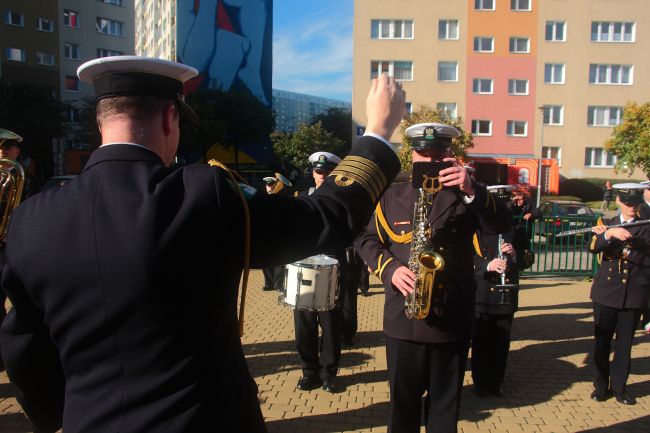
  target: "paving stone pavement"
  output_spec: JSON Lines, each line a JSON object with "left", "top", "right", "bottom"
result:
{"left": 0, "top": 271, "right": 648, "bottom": 432}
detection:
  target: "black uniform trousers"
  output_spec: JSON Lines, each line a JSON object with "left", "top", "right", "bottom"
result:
{"left": 262, "top": 265, "right": 285, "bottom": 291}
{"left": 386, "top": 335, "right": 469, "bottom": 433}
{"left": 593, "top": 302, "right": 641, "bottom": 395}
{"left": 358, "top": 266, "right": 370, "bottom": 295}
{"left": 294, "top": 308, "right": 342, "bottom": 380}
{"left": 340, "top": 254, "right": 363, "bottom": 343}
{"left": 471, "top": 313, "right": 514, "bottom": 391}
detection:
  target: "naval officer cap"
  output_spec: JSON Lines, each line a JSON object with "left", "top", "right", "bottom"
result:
{"left": 405, "top": 123, "right": 460, "bottom": 151}
{"left": 77, "top": 55, "right": 199, "bottom": 121}
{"left": 308, "top": 151, "right": 341, "bottom": 171}
{"left": 0, "top": 128, "right": 23, "bottom": 147}
{"left": 612, "top": 182, "right": 650, "bottom": 205}
{"left": 487, "top": 184, "right": 516, "bottom": 198}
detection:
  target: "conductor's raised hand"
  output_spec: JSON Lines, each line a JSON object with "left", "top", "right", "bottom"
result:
{"left": 366, "top": 73, "right": 405, "bottom": 142}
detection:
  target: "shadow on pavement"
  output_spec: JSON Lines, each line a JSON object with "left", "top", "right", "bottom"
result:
{"left": 0, "top": 413, "right": 32, "bottom": 432}
{"left": 580, "top": 414, "right": 650, "bottom": 432}
{"left": 518, "top": 301, "right": 592, "bottom": 312}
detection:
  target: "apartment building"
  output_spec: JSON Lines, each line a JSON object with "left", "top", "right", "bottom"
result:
{"left": 273, "top": 89, "right": 351, "bottom": 132}
{"left": 353, "top": 0, "right": 650, "bottom": 188}
{"left": 134, "top": 0, "right": 176, "bottom": 60}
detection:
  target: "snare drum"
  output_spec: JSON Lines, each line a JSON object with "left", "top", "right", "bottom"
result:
{"left": 280, "top": 254, "right": 339, "bottom": 311}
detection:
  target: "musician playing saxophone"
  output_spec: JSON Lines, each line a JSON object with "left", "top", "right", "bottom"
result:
{"left": 354, "top": 123, "right": 510, "bottom": 433}
{"left": 588, "top": 183, "right": 650, "bottom": 406}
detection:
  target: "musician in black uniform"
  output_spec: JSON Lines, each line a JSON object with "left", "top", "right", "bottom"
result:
{"left": 640, "top": 180, "right": 650, "bottom": 332}
{"left": 589, "top": 183, "right": 650, "bottom": 406}
{"left": 261, "top": 172, "right": 293, "bottom": 292}
{"left": 0, "top": 58, "right": 405, "bottom": 433}
{"left": 471, "top": 185, "right": 533, "bottom": 398}
{"left": 355, "top": 123, "right": 510, "bottom": 433}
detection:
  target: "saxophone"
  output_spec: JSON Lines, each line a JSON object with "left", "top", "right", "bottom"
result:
{"left": 405, "top": 187, "right": 445, "bottom": 320}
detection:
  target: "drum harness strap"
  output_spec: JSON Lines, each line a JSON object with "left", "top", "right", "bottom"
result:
{"left": 208, "top": 159, "right": 250, "bottom": 337}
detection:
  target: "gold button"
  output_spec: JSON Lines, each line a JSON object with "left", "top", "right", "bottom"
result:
{"left": 401, "top": 230, "right": 405, "bottom": 235}
{"left": 622, "top": 279, "right": 627, "bottom": 283}
{"left": 607, "top": 277, "right": 611, "bottom": 280}
{"left": 623, "top": 270, "right": 628, "bottom": 274}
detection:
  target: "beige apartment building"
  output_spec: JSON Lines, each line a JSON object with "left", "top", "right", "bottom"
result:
{"left": 134, "top": 0, "right": 176, "bottom": 60}
{"left": 353, "top": 0, "right": 650, "bottom": 184}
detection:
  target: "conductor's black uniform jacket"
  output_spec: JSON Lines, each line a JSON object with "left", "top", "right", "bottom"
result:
{"left": 0, "top": 137, "right": 399, "bottom": 433}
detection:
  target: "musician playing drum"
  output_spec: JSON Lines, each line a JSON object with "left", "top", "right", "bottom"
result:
{"left": 589, "top": 183, "right": 650, "bottom": 406}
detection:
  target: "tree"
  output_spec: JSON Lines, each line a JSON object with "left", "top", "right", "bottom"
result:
{"left": 310, "top": 107, "right": 352, "bottom": 154}
{"left": 272, "top": 122, "right": 344, "bottom": 172}
{"left": 398, "top": 106, "right": 473, "bottom": 169}
{"left": 65, "top": 96, "right": 101, "bottom": 149}
{"left": 605, "top": 102, "right": 650, "bottom": 177}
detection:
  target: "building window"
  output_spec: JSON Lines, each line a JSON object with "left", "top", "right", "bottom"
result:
{"left": 370, "top": 61, "right": 413, "bottom": 81}
{"left": 404, "top": 102, "right": 412, "bottom": 116}
{"left": 508, "top": 79, "right": 528, "bottom": 95}
{"left": 545, "top": 21, "right": 565, "bottom": 41}
{"left": 543, "top": 105, "right": 563, "bottom": 125}
{"left": 5, "top": 11, "right": 24, "bottom": 26}
{"left": 591, "top": 22, "right": 635, "bottom": 42}
{"left": 97, "top": 17, "right": 124, "bottom": 36}
{"left": 65, "top": 76, "right": 79, "bottom": 91}
{"left": 588, "top": 106, "right": 623, "bottom": 127}
{"left": 438, "top": 62, "right": 458, "bottom": 82}
{"left": 509, "top": 37, "right": 530, "bottom": 53}
{"left": 97, "top": 48, "right": 124, "bottom": 58}
{"left": 36, "top": 52, "right": 55, "bottom": 66}
{"left": 511, "top": 0, "right": 531, "bottom": 11}
{"left": 64, "top": 43, "right": 80, "bottom": 60}
{"left": 65, "top": 106, "right": 79, "bottom": 123}
{"left": 473, "top": 37, "right": 494, "bottom": 53}
{"left": 6, "top": 47, "right": 26, "bottom": 62}
{"left": 472, "top": 120, "right": 492, "bottom": 136}
{"left": 507, "top": 120, "right": 527, "bottom": 136}
{"left": 542, "top": 146, "right": 562, "bottom": 166}
{"left": 585, "top": 147, "right": 617, "bottom": 167}
{"left": 544, "top": 63, "right": 565, "bottom": 84}
{"left": 63, "top": 10, "right": 79, "bottom": 28}
{"left": 371, "top": 19, "right": 413, "bottom": 39}
{"left": 36, "top": 17, "right": 54, "bottom": 32}
{"left": 472, "top": 78, "right": 493, "bottom": 94}
{"left": 475, "top": 0, "right": 495, "bottom": 11}
{"left": 589, "top": 64, "right": 633, "bottom": 85}
{"left": 437, "top": 102, "right": 457, "bottom": 119}
{"left": 438, "top": 20, "right": 459, "bottom": 40}
{"left": 98, "top": 0, "right": 124, "bottom": 6}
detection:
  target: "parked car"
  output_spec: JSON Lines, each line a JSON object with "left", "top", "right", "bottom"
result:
{"left": 535, "top": 200, "right": 601, "bottom": 241}
{"left": 41, "top": 175, "right": 76, "bottom": 191}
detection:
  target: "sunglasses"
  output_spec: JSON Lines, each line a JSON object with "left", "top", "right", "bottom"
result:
{"left": 313, "top": 169, "right": 331, "bottom": 175}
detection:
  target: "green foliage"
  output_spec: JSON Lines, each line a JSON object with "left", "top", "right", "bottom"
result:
{"left": 65, "top": 96, "right": 101, "bottom": 148}
{"left": 310, "top": 107, "right": 352, "bottom": 151}
{"left": 398, "top": 106, "right": 473, "bottom": 169}
{"left": 272, "top": 122, "right": 344, "bottom": 172}
{"left": 605, "top": 102, "right": 650, "bottom": 177}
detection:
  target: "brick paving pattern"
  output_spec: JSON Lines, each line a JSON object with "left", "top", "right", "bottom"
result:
{"left": 0, "top": 271, "right": 648, "bottom": 432}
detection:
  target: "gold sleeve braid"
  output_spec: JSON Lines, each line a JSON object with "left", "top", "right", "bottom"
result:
{"left": 472, "top": 233, "right": 483, "bottom": 257}
{"left": 329, "top": 156, "right": 387, "bottom": 203}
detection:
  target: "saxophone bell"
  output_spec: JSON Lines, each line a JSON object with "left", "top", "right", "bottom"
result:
{"left": 405, "top": 249, "right": 445, "bottom": 320}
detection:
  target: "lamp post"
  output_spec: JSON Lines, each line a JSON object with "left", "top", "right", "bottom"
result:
{"left": 536, "top": 106, "right": 545, "bottom": 208}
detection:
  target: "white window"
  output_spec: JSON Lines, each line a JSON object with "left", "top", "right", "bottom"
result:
{"left": 508, "top": 79, "right": 528, "bottom": 95}
{"left": 509, "top": 37, "right": 530, "bottom": 53}
{"left": 544, "top": 63, "right": 565, "bottom": 84}
{"left": 438, "top": 62, "right": 458, "bottom": 82}
{"left": 36, "top": 52, "right": 55, "bottom": 66}
{"left": 475, "top": 0, "right": 495, "bottom": 11}
{"left": 99, "top": 0, "right": 124, "bottom": 6}
{"left": 437, "top": 103, "right": 457, "bottom": 119}
{"left": 589, "top": 64, "right": 633, "bottom": 85}
{"left": 36, "top": 17, "right": 54, "bottom": 32}
{"left": 63, "top": 10, "right": 78, "bottom": 28}
{"left": 545, "top": 21, "right": 565, "bottom": 41}
{"left": 6, "top": 47, "right": 25, "bottom": 62}
{"left": 472, "top": 78, "right": 493, "bottom": 94}
{"left": 370, "top": 61, "right": 413, "bottom": 81}
{"left": 96, "top": 17, "right": 123, "bottom": 36}
{"left": 371, "top": 19, "right": 413, "bottom": 39}
{"left": 591, "top": 22, "right": 635, "bottom": 42}
{"left": 472, "top": 120, "right": 492, "bottom": 135}
{"left": 585, "top": 147, "right": 617, "bottom": 167}
{"left": 64, "top": 43, "right": 80, "bottom": 60}
{"left": 404, "top": 102, "right": 412, "bottom": 117}
{"left": 542, "top": 146, "right": 562, "bottom": 166}
{"left": 511, "top": 0, "right": 531, "bottom": 11}
{"left": 587, "top": 106, "right": 623, "bottom": 127}
{"left": 438, "top": 20, "right": 459, "bottom": 40}
{"left": 473, "top": 37, "right": 494, "bottom": 53}
{"left": 543, "top": 105, "right": 563, "bottom": 125}
{"left": 507, "top": 120, "right": 527, "bottom": 136}
{"left": 97, "top": 48, "right": 124, "bottom": 58}
{"left": 5, "top": 11, "right": 24, "bottom": 26}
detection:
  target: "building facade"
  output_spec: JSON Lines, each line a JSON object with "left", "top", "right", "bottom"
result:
{"left": 352, "top": 0, "right": 650, "bottom": 187}
{"left": 272, "top": 89, "right": 351, "bottom": 132}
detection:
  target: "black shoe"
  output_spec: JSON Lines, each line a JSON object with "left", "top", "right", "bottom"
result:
{"left": 590, "top": 388, "right": 613, "bottom": 402}
{"left": 491, "top": 384, "right": 504, "bottom": 397}
{"left": 322, "top": 377, "right": 337, "bottom": 393}
{"left": 296, "top": 376, "right": 322, "bottom": 391}
{"left": 262, "top": 286, "right": 274, "bottom": 291}
{"left": 615, "top": 392, "right": 636, "bottom": 405}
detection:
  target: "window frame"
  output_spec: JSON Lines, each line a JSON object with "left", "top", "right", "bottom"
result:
{"left": 587, "top": 106, "right": 623, "bottom": 127}
{"left": 543, "top": 105, "right": 564, "bottom": 126}
{"left": 98, "top": 0, "right": 124, "bottom": 6}
{"left": 511, "top": 0, "right": 531, "bottom": 11}
{"left": 96, "top": 17, "right": 124, "bottom": 36}
{"left": 65, "top": 75, "right": 80, "bottom": 92}
{"left": 6, "top": 47, "right": 26, "bottom": 62}
{"left": 507, "top": 120, "right": 528, "bottom": 137}
{"left": 64, "top": 42, "right": 80, "bottom": 60}
{"left": 591, "top": 21, "right": 635, "bottom": 43}
{"left": 437, "top": 61, "right": 458, "bottom": 82}
{"left": 370, "top": 60, "right": 414, "bottom": 82}
{"left": 544, "top": 63, "right": 565, "bottom": 84}
{"left": 97, "top": 48, "right": 124, "bottom": 58}
{"left": 63, "top": 9, "right": 79, "bottom": 28}
{"left": 508, "top": 79, "right": 529, "bottom": 95}
{"left": 545, "top": 21, "right": 566, "bottom": 42}
{"left": 472, "top": 78, "right": 494, "bottom": 94}
{"left": 438, "top": 19, "right": 459, "bottom": 40}
{"left": 542, "top": 146, "right": 562, "bottom": 167}
{"left": 36, "top": 17, "right": 54, "bottom": 32}
{"left": 36, "top": 52, "right": 55, "bottom": 66}
{"left": 584, "top": 147, "right": 617, "bottom": 168}
{"left": 473, "top": 36, "right": 494, "bottom": 53}
{"left": 589, "top": 64, "right": 633, "bottom": 85}
{"left": 5, "top": 11, "right": 24, "bottom": 26}
{"left": 471, "top": 119, "right": 492, "bottom": 136}
{"left": 509, "top": 37, "right": 530, "bottom": 53}
{"left": 475, "top": 0, "right": 495, "bottom": 11}
{"left": 371, "top": 19, "right": 414, "bottom": 40}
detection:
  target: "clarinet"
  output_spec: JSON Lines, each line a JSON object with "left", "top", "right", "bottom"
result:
{"left": 497, "top": 234, "right": 506, "bottom": 285}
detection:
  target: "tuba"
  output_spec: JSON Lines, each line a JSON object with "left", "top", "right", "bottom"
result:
{"left": 405, "top": 187, "right": 444, "bottom": 320}
{"left": 0, "top": 128, "right": 25, "bottom": 242}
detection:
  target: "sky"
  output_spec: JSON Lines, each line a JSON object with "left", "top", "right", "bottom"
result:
{"left": 272, "top": 0, "right": 354, "bottom": 102}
